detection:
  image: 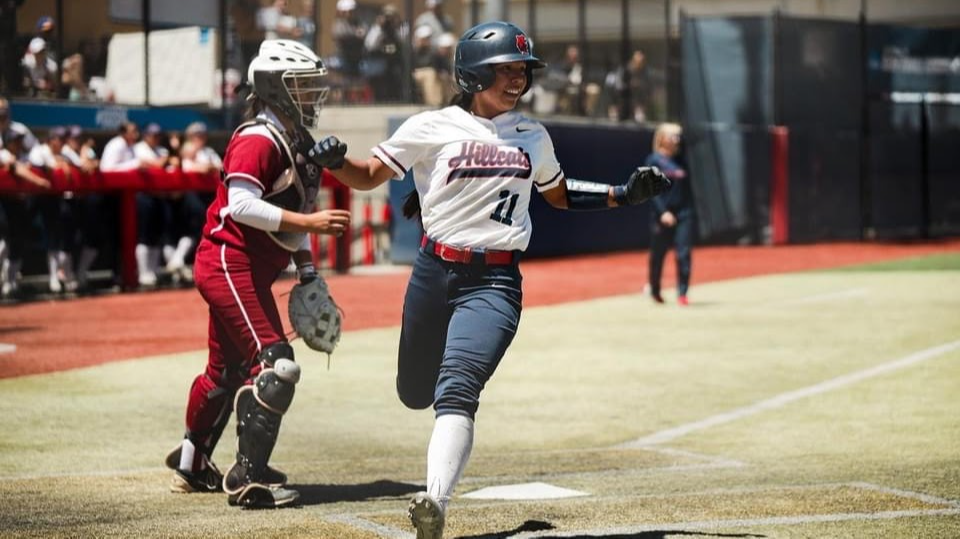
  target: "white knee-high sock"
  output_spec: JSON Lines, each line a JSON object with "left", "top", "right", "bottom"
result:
{"left": 135, "top": 244, "right": 150, "bottom": 276}
{"left": 176, "top": 236, "right": 194, "bottom": 262}
{"left": 426, "top": 414, "right": 474, "bottom": 513}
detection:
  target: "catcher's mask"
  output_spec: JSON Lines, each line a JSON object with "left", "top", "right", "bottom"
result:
{"left": 454, "top": 21, "right": 547, "bottom": 95}
{"left": 247, "top": 39, "right": 329, "bottom": 136}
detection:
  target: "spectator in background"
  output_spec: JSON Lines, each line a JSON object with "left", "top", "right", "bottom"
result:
{"left": 100, "top": 122, "right": 142, "bottom": 172}
{"left": 61, "top": 53, "right": 91, "bottom": 101}
{"left": 28, "top": 126, "right": 78, "bottom": 293}
{"left": 607, "top": 49, "right": 652, "bottom": 122}
{"left": 34, "top": 16, "right": 55, "bottom": 57}
{"left": 61, "top": 125, "right": 103, "bottom": 289}
{"left": 556, "top": 44, "right": 599, "bottom": 116}
{"left": 412, "top": 25, "right": 442, "bottom": 106}
{"left": 364, "top": 4, "right": 407, "bottom": 102}
{"left": 435, "top": 32, "right": 457, "bottom": 104}
{"left": 414, "top": 0, "right": 454, "bottom": 49}
{"left": 166, "top": 121, "right": 221, "bottom": 283}
{"left": 21, "top": 37, "right": 57, "bottom": 98}
{"left": 0, "top": 129, "right": 49, "bottom": 297}
{"left": 296, "top": 0, "right": 317, "bottom": 50}
{"left": 256, "top": 0, "right": 302, "bottom": 42}
{"left": 333, "top": 0, "right": 366, "bottom": 79}
{"left": 413, "top": 27, "right": 455, "bottom": 107}
{"left": 0, "top": 96, "right": 38, "bottom": 150}
{"left": 180, "top": 122, "right": 222, "bottom": 174}
{"left": 645, "top": 123, "right": 695, "bottom": 306}
{"left": 132, "top": 123, "right": 175, "bottom": 287}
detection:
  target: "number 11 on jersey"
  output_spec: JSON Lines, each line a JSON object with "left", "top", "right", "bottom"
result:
{"left": 490, "top": 190, "right": 519, "bottom": 225}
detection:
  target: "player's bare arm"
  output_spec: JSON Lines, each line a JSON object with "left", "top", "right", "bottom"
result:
{"left": 300, "top": 133, "right": 394, "bottom": 191}
{"left": 329, "top": 155, "right": 395, "bottom": 191}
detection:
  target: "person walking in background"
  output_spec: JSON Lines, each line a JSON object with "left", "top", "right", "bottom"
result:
{"left": 310, "top": 21, "right": 670, "bottom": 539}
{"left": 645, "top": 122, "right": 695, "bottom": 305}
{"left": 164, "top": 39, "right": 349, "bottom": 509}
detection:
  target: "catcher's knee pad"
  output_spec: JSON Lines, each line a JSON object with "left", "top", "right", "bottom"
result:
{"left": 258, "top": 342, "right": 295, "bottom": 368}
{"left": 223, "top": 362, "right": 300, "bottom": 494}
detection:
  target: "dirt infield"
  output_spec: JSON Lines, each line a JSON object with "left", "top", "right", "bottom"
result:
{"left": 1, "top": 239, "right": 957, "bottom": 379}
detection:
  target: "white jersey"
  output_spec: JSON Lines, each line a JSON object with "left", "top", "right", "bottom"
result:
{"left": 372, "top": 106, "right": 563, "bottom": 251}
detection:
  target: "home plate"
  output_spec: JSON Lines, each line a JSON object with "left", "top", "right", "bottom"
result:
{"left": 462, "top": 482, "right": 589, "bottom": 500}
{"left": 0, "top": 343, "right": 15, "bottom": 355}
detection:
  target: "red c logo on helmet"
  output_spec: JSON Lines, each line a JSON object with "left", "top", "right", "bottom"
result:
{"left": 516, "top": 34, "right": 529, "bottom": 55}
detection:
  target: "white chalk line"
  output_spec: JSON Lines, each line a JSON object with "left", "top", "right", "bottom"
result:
{"left": 508, "top": 509, "right": 960, "bottom": 538}
{"left": 336, "top": 482, "right": 960, "bottom": 538}
{"left": 620, "top": 339, "right": 960, "bottom": 448}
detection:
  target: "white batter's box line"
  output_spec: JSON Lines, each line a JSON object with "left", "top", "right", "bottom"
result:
{"left": 629, "top": 445, "right": 747, "bottom": 468}
{"left": 507, "top": 508, "right": 960, "bottom": 538}
{"left": 325, "top": 514, "right": 411, "bottom": 539}
{"left": 624, "top": 338, "right": 960, "bottom": 447}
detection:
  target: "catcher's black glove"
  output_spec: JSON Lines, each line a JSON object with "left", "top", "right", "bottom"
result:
{"left": 300, "top": 135, "right": 347, "bottom": 170}
{"left": 614, "top": 166, "right": 672, "bottom": 206}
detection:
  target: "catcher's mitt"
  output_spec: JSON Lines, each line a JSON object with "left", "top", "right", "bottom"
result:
{"left": 288, "top": 275, "right": 342, "bottom": 354}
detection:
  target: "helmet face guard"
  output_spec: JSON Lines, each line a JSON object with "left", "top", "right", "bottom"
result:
{"left": 455, "top": 21, "right": 547, "bottom": 95}
{"left": 281, "top": 69, "right": 329, "bottom": 132}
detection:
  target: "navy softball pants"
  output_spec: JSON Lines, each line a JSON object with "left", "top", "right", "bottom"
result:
{"left": 397, "top": 248, "right": 523, "bottom": 420}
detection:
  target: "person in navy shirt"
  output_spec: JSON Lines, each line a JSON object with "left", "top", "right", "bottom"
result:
{"left": 645, "top": 123, "right": 695, "bottom": 305}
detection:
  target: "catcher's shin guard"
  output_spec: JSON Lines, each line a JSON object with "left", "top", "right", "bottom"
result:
{"left": 223, "top": 357, "right": 300, "bottom": 507}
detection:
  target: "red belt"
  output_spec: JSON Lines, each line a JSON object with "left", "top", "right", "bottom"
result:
{"left": 421, "top": 236, "right": 517, "bottom": 265}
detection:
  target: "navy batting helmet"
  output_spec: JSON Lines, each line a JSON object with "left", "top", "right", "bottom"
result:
{"left": 454, "top": 21, "right": 547, "bottom": 94}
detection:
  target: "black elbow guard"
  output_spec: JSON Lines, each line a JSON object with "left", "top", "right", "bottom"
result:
{"left": 565, "top": 179, "right": 612, "bottom": 211}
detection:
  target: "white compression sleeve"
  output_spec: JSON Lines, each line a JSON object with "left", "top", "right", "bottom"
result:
{"left": 227, "top": 179, "right": 283, "bottom": 232}
{"left": 426, "top": 414, "right": 474, "bottom": 513}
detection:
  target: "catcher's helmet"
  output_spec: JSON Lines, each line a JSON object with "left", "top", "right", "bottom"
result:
{"left": 247, "top": 39, "right": 329, "bottom": 133}
{"left": 454, "top": 21, "right": 547, "bottom": 94}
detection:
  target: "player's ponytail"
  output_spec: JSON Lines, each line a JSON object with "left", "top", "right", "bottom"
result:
{"left": 401, "top": 189, "right": 421, "bottom": 220}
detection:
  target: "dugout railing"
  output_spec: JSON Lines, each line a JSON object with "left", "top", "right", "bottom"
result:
{"left": 0, "top": 167, "right": 353, "bottom": 290}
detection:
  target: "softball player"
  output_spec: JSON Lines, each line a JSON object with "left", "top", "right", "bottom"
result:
{"left": 314, "top": 21, "right": 670, "bottom": 538}
{"left": 164, "top": 39, "right": 350, "bottom": 509}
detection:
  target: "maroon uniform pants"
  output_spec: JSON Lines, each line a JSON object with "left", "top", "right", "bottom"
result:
{"left": 181, "top": 239, "right": 287, "bottom": 463}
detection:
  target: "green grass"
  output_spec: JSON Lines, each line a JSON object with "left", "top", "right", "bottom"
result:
{"left": 825, "top": 252, "right": 960, "bottom": 272}
{"left": 1, "top": 269, "right": 959, "bottom": 538}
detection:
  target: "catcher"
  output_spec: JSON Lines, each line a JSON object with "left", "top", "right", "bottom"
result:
{"left": 164, "top": 39, "right": 347, "bottom": 509}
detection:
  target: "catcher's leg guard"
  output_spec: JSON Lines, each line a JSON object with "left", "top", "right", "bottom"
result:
{"left": 224, "top": 344, "right": 300, "bottom": 508}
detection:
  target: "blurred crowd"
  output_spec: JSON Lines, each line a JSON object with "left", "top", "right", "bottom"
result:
{"left": 0, "top": 1, "right": 662, "bottom": 120}
{"left": 0, "top": 96, "right": 221, "bottom": 298}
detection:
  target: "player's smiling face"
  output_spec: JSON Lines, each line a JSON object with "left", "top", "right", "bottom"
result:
{"left": 471, "top": 61, "right": 527, "bottom": 119}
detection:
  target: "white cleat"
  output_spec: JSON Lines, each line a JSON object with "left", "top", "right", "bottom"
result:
{"left": 408, "top": 492, "right": 445, "bottom": 539}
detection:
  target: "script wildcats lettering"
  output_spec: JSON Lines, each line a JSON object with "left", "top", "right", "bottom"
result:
{"left": 447, "top": 142, "right": 532, "bottom": 182}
